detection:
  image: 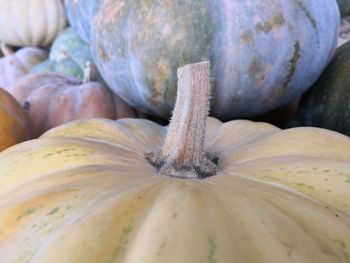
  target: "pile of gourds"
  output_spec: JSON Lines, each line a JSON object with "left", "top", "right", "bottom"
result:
{"left": 0, "top": 0, "right": 349, "bottom": 262}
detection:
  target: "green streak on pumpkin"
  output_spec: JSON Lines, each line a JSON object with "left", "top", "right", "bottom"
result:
{"left": 294, "top": 183, "right": 314, "bottom": 190}
{"left": 255, "top": 13, "right": 285, "bottom": 33}
{"left": 43, "top": 152, "right": 54, "bottom": 158}
{"left": 208, "top": 234, "right": 218, "bottom": 263}
{"left": 240, "top": 30, "right": 253, "bottom": 44}
{"left": 294, "top": 0, "right": 317, "bottom": 30}
{"left": 47, "top": 207, "right": 60, "bottom": 216}
{"left": 105, "top": 223, "right": 133, "bottom": 263}
{"left": 284, "top": 41, "right": 301, "bottom": 88}
{"left": 329, "top": 237, "right": 350, "bottom": 262}
{"left": 157, "top": 240, "right": 167, "bottom": 256}
{"left": 16, "top": 208, "right": 38, "bottom": 221}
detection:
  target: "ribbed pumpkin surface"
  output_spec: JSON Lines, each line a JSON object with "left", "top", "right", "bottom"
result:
{"left": 5, "top": 73, "right": 139, "bottom": 138}
{"left": 0, "top": 118, "right": 349, "bottom": 262}
{"left": 64, "top": 0, "right": 102, "bottom": 43}
{"left": 0, "top": 0, "right": 67, "bottom": 46}
{"left": 0, "top": 47, "right": 48, "bottom": 87}
{"left": 31, "top": 28, "right": 99, "bottom": 81}
{"left": 91, "top": 0, "right": 339, "bottom": 120}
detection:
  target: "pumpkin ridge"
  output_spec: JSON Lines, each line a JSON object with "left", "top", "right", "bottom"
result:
{"left": 0, "top": 164, "right": 152, "bottom": 202}
{"left": 216, "top": 170, "right": 341, "bottom": 210}
{"left": 293, "top": 0, "right": 317, "bottom": 30}
{"left": 0, "top": 60, "right": 350, "bottom": 262}
{"left": 208, "top": 175, "right": 350, "bottom": 262}
{"left": 26, "top": 177, "right": 169, "bottom": 263}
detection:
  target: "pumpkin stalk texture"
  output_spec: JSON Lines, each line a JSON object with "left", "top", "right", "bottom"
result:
{"left": 83, "top": 61, "right": 98, "bottom": 83}
{"left": 0, "top": 64, "right": 350, "bottom": 262}
{"left": 0, "top": 42, "right": 14, "bottom": 57}
{"left": 145, "top": 61, "right": 217, "bottom": 179}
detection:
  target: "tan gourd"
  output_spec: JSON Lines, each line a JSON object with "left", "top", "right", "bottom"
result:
{"left": 5, "top": 71, "right": 143, "bottom": 138}
{"left": 0, "top": 44, "right": 48, "bottom": 87}
{"left": 0, "top": 62, "right": 349, "bottom": 262}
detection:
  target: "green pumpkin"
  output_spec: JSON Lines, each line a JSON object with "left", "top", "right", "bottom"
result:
{"left": 31, "top": 28, "right": 100, "bottom": 81}
{"left": 296, "top": 41, "right": 350, "bottom": 136}
{"left": 337, "top": 0, "right": 350, "bottom": 17}
{"left": 91, "top": 0, "right": 339, "bottom": 120}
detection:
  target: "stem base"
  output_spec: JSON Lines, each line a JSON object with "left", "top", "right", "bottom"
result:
{"left": 145, "top": 149, "right": 218, "bottom": 179}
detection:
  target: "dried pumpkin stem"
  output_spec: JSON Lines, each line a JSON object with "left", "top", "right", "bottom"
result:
{"left": 145, "top": 61, "right": 217, "bottom": 179}
{"left": 0, "top": 42, "right": 14, "bottom": 57}
{"left": 83, "top": 61, "right": 97, "bottom": 83}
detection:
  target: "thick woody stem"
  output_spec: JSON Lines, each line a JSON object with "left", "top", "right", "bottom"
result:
{"left": 0, "top": 42, "right": 14, "bottom": 57}
{"left": 145, "top": 61, "right": 217, "bottom": 179}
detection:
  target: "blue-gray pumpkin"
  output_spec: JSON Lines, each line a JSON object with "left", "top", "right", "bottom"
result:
{"left": 64, "top": 0, "right": 102, "bottom": 43}
{"left": 91, "top": 0, "right": 340, "bottom": 120}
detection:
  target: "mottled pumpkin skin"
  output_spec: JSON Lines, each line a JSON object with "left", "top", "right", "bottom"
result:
{"left": 0, "top": 0, "right": 67, "bottom": 47}
{"left": 337, "top": 0, "right": 350, "bottom": 17}
{"left": 64, "top": 0, "right": 102, "bottom": 43}
{"left": 0, "top": 47, "right": 48, "bottom": 88}
{"left": 0, "top": 88, "right": 30, "bottom": 151}
{"left": 5, "top": 73, "right": 140, "bottom": 138}
{"left": 31, "top": 28, "right": 100, "bottom": 81}
{"left": 0, "top": 117, "right": 349, "bottom": 262}
{"left": 91, "top": 0, "right": 340, "bottom": 120}
{"left": 297, "top": 42, "right": 350, "bottom": 136}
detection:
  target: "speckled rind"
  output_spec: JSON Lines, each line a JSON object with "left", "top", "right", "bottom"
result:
{"left": 0, "top": 117, "right": 349, "bottom": 262}
{"left": 91, "top": 0, "right": 340, "bottom": 120}
{"left": 65, "top": 0, "right": 102, "bottom": 43}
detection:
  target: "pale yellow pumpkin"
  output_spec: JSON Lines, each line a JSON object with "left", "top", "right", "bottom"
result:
{"left": 0, "top": 0, "right": 67, "bottom": 46}
{"left": 0, "top": 62, "right": 349, "bottom": 263}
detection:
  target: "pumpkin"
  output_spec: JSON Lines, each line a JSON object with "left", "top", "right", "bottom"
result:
{"left": 5, "top": 73, "right": 141, "bottom": 138}
{"left": 339, "top": 16, "right": 350, "bottom": 47}
{"left": 252, "top": 98, "right": 299, "bottom": 128}
{"left": 0, "top": 88, "right": 30, "bottom": 151}
{"left": 31, "top": 28, "right": 100, "bottom": 81}
{"left": 91, "top": 0, "right": 340, "bottom": 120}
{"left": 0, "top": 0, "right": 67, "bottom": 47}
{"left": 0, "top": 62, "right": 349, "bottom": 262}
{"left": 337, "top": 0, "right": 350, "bottom": 17}
{"left": 64, "top": 0, "right": 102, "bottom": 43}
{"left": 296, "top": 41, "right": 350, "bottom": 136}
{"left": 0, "top": 44, "right": 48, "bottom": 88}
